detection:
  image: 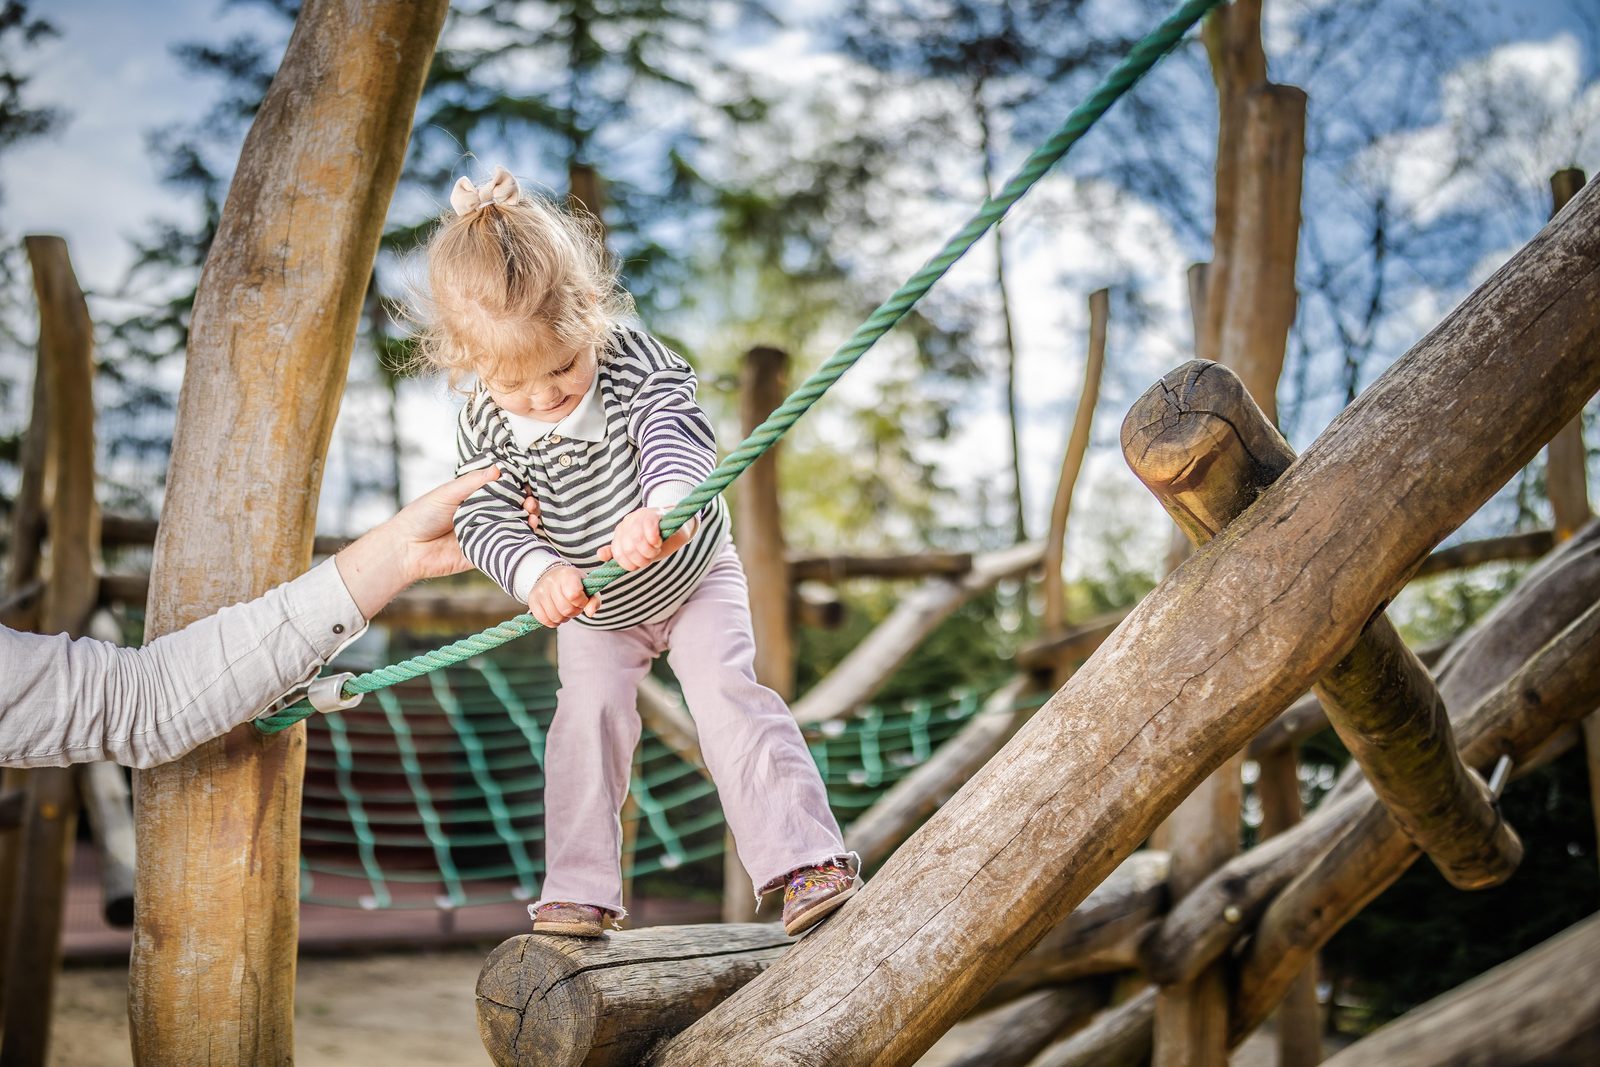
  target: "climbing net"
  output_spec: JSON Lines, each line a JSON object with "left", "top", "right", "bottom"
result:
{"left": 256, "top": 0, "right": 1224, "bottom": 736}
{"left": 297, "top": 642, "right": 1039, "bottom": 909}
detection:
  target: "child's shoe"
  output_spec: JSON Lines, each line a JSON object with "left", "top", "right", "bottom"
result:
{"left": 781, "top": 858, "right": 860, "bottom": 936}
{"left": 531, "top": 901, "right": 607, "bottom": 937}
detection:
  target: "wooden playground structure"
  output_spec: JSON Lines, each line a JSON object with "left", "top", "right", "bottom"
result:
{"left": 2, "top": 0, "right": 1599, "bottom": 1065}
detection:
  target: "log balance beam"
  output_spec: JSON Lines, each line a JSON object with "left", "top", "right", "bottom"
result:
{"left": 1122, "top": 360, "right": 1521, "bottom": 889}
{"left": 647, "top": 172, "right": 1600, "bottom": 1067}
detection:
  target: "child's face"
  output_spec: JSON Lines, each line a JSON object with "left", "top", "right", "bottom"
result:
{"left": 484, "top": 346, "right": 599, "bottom": 422}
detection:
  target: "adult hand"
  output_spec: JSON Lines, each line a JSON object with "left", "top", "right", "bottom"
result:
{"left": 335, "top": 467, "right": 540, "bottom": 619}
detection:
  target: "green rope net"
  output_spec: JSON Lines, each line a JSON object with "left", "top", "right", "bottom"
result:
{"left": 256, "top": 0, "right": 1221, "bottom": 735}
{"left": 297, "top": 643, "right": 1043, "bottom": 909}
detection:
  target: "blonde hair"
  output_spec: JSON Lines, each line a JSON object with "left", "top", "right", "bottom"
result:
{"left": 409, "top": 178, "right": 632, "bottom": 393}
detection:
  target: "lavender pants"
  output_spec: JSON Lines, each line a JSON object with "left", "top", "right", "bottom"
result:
{"left": 534, "top": 547, "right": 847, "bottom": 916}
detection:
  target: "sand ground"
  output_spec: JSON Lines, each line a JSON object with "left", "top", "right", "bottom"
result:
{"left": 51, "top": 950, "right": 1289, "bottom": 1066}
{"left": 51, "top": 949, "right": 496, "bottom": 1067}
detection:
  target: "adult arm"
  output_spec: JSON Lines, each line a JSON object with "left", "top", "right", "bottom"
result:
{"left": 0, "top": 466, "right": 513, "bottom": 769}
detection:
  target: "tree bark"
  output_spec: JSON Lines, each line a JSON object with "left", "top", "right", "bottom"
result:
{"left": 791, "top": 541, "right": 1043, "bottom": 724}
{"left": 476, "top": 924, "right": 792, "bottom": 1067}
{"left": 128, "top": 4, "right": 448, "bottom": 1064}
{"left": 0, "top": 236, "right": 99, "bottom": 1067}
{"left": 652, "top": 176, "right": 1600, "bottom": 1067}
{"left": 979, "top": 851, "right": 1169, "bottom": 1011}
{"left": 1125, "top": 361, "right": 1520, "bottom": 891}
{"left": 1042, "top": 289, "right": 1109, "bottom": 634}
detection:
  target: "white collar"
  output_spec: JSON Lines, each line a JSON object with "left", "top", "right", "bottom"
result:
{"left": 499, "top": 373, "right": 606, "bottom": 449}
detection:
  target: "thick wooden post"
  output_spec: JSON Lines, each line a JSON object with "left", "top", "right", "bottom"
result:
{"left": 128, "top": 4, "right": 448, "bottom": 1064}
{"left": 0, "top": 237, "right": 100, "bottom": 1067}
{"left": 653, "top": 172, "right": 1600, "bottom": 1067}
{"left": 1127, "top": 362, "right": 1521, "bottom": 889}
{"left": 724, "top": 346, "right": 792, "bottom": 922}
{"left": 1041, "top": 289, "right": 1108, "bottom": 637}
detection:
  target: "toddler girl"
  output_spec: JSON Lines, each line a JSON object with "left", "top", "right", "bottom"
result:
{"left": 414, "top": 165, "right": 858, "bottom": 937}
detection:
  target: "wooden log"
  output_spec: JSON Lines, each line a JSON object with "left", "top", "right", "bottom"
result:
{"left": 99, "top": 513, "right": 350, "bottom": 557}
{"left": 1145, "top": 518, "right": 1600, "bottom": 992}
{"left": 979, "top": 851, "right": 1168, "bottom": 1011}
{"left": 1042, "top": 289, "right": 1109, "bottom": 634}
{"left": 128, "top": 4, "right": 449, "bottom": 1064}
{"left": 791, "top": 540, "right": 1043, "bottom": 724}
{"left": 1255, "top": 744, "right": 1321, "bottom": 1067}
{"left": 1411, "top": 529, "right": 1552, "bottom": 577}
{"left": 475, "top": 923, "right": 791, "bottom": 1067}
{"left": 652, "top": 178, "right": 1600, "bottom": 1067}
{"left": 1015, "top": 609, "right": 1126, "bottom": 672}
{"left": 1027, "top": 988, "right": 1156, "bottom": 1067}
{"left": 1125, "top": 360, "right": 1520, "bottom": 891}
{"left": 1141, "top": 789, "right": 1367, "bottom": 986}
{"left": 929, "top": 984, "right": 1108, "bottom": 1067}
{"left": 844, "top": 677, "right": 1032, "bottom": 868}
{"left": 1319, "top": 912, "right": 1600, "bottom": 1067}
{"left": 1, "top": 236, "right": 101, "bottom": 1067}
{"left": 729, "top": 346, "right": 792, "bottom": 923}
{"left": 1546, "top": 167, "right": 1591, "bottom": 542}
{"left": 80, "top": 763, "right": 135, "bottom": 928}
{"left": 1022, "top": 531, "right": 1551, "bottom": 677}
{"left": 787, "top": 551, "right": 973, "bottom": 583}
{"left": 795, "top": 581, "right": 845, "bottom": 628}
{"left": 1, "top": 338, "right": 46, "bottom": 631}
{"left": 1232, "top": 594, "right": 1600, "bottom": 1044}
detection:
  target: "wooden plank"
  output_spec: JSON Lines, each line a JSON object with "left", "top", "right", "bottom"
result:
{"left": 476, "top": 923, "right": 792, "bottom": 1067}
{"left": 792, "top": 540, "right": 1043, "bottom": 724}
{"left": 1, "top": 235, "right": 100, "bottom": 1067}
{"left": 1318, "top": 913, "right": 1600, "bottom": 1067}
{"left": 99, "top": 513, "right": 350, "bottom": 557}
{"left": 1042, "top": 289, "right": 1109, "bottom": 634}
{"left": 1125, "top": 361, "right": 1520, "bottom": 890}
{"left": 127, "top": 4, "right": 449, "bottom": 1064}
{"left": 652, "top": 178, "right": 1600, "bottom": 1067}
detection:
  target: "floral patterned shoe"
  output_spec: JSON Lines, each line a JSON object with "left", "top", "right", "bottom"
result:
{"left": 531, "top": 901, "right": 607, "bottom": 938}
{"left": 781, "top": 858, "right": 860, "bottom": 936}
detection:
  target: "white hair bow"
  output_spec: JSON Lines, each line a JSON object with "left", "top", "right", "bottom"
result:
{"left": 450, "top": 165, "right": 521, "bottom": 217}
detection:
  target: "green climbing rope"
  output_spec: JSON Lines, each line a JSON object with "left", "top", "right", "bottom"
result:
{"left": 256, "top": 0, "right": 1222, "bottom": 735}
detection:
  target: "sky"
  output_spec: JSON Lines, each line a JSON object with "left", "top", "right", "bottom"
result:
{"left": 5, "top": 0, "right": 1598, "bottom": 594}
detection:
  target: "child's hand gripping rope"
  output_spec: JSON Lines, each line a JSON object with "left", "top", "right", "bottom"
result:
{"left": 600, "top": 506, "right": 701, "bottom": 573}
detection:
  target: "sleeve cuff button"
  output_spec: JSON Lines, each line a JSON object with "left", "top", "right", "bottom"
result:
{"left": 333, "top": 624, "right": 346, "bottom": 635}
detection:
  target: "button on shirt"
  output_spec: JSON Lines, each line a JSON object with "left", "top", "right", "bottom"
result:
{"left": 453, "top": 326, "right": 730, "bottom": 630}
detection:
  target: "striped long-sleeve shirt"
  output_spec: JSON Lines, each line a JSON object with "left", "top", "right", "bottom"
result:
{"left": 452, "top": 326, "right": 730, "bottom": 630}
